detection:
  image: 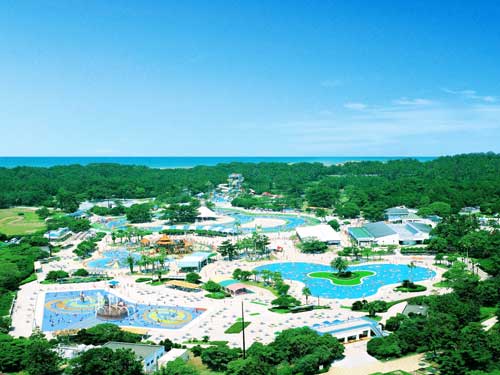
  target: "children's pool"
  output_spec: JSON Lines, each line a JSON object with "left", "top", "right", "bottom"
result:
{"left": 42, "top": 290, "right": 205, "bottom": 332}
{"left": 254, "top": 262, "right": 435, "bottom": 299}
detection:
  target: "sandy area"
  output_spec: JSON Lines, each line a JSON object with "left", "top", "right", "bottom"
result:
{"left": 241, "top": 218, "right": 286, "bottom": 229}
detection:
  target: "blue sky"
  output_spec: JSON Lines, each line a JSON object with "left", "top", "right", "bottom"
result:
{"left": 1, "top": 0, "right": 499, "bottom": 156}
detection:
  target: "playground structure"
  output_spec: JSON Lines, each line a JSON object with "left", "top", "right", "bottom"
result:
{"left": 95, "top": 292, "right": 132, "bottom": 321}
{"left": 142, "top": 234, "right": 195, "bottom": 255}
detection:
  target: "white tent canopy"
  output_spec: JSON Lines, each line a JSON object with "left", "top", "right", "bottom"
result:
{"left": 197, "top": 206, "right": 218, "bottom": 219}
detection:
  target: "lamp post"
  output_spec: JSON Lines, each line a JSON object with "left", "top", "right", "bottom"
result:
{"left": 241, "top": 301, "right": 246, "bottom": 359}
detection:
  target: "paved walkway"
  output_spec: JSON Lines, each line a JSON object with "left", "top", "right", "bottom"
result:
{"left": 329, "top": 341, "right": 424, "bottom": 374}
{"left": 379, "top": 302, "right": 407, "bottom": 325}
{"left": 482, "top": 317, "right": 498, "bottom": 331}
{"left": 11, "top": 280, "right": 39, "bottom": 337}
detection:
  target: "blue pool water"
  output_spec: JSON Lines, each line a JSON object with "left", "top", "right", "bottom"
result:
{"left": 102, "top": 217, "right": 128, "bottom": 230}
{"left": 42, "top": 290, "right": 205, "bottom": 331}
{"left": 218, "top": 209, "right": 313, "bottom": 233}
{"left": 86, "top": 250, "right": 141, "bottom": 269}
{"left": 254, "top": 262, "right": 436, "bottom": 299}
{"left": 164, "top": 209, "right": 317, "bottom": 233}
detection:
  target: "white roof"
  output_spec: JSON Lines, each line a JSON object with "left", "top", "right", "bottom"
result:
{"left": 157, "top": 349, "right": 188, "bottom": 367}
{"left": 296, "top": 224, "right": 341, "bottom": 242}
{"left": 197, "top": 206, "right": 218, "bottom": 218}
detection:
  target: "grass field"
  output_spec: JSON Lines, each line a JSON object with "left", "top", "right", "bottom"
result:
{"left": 187, "top": 356, "right": 224, "bottom": 375}
{"left": 309, "top": 270, "right": 375, "bottom": 286}
{"left": 394, "top": 284, "right": 427, "bottom": 293}
{"left": 224, "top": 321, "right": 251, "bottom": 334}
{"left": 0, "top": 207, "right": 46, "bottom": 236}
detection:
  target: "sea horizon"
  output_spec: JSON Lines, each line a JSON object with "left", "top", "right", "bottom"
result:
{"left": 0, "top": 156, "right": 436, "bottom": 169}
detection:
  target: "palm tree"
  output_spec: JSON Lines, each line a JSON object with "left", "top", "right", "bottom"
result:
{"left": 271, "top": 272, "right": 283, "bottom": 286}
{"left": 302, "top": 287, "right": 312, "bottom": 305}
{"left": 140, "top": 254, "right": 149, "bottom": 272}
{"left": 352, "top": 246, "right": 361, "bottom": 261}
{"left": 126, "top": 254, "right": 135, "bottom": 274}
{"left": 407, "top": 261, "right": 416, "bottom": 283}
{"left": 157, "top": 268, "right": 163, "bottom": 282}
{"left": 362, "top": 247, "right": 371, "bottom": 261}
{"left": 157, "top": 249, "right": 167, "bottom": 271}
{"left": 331, "top": 257, "right": 349, "bottom": 276}
{"left": 260, "top": 270, "right": 272, "bottom": 284}
{"left": 251, "top": 270, "right": 260, "bottom": 282}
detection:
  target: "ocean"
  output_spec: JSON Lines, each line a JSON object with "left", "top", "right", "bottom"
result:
{"left": 0, "top": 156, "right": 436, "bottom": 169}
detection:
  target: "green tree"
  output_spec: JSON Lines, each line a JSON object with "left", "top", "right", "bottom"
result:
{"left": 35, "top": 207, "right": 50, "bottom": 219}
{"left": 200, "top": 345, "right": 241, "bottom": 372}
{"left": 407, "top": 261, "right": 416, "bottom": 283}
{"left": 327, "top": 219, "right": 340, "bottom": 230}
{"left": 126, "top": 204, "right": 152, "bottom": 223}
{"left": 226, "top": 357, "right": 273, "bottom": 375}
{"left": 218, "top": 240, "right": 238, "bottom": 260}
{"left": 73, "top": 323, "right": 142, "bottom": 345}
{"left": 300, "top": 240, "right": 328, "bottom": 254}
{"left": 0, "top": 336, "right": 29, "bottom": 373}
{"left": 331, "top": 257, "right": 349, "bottom": 276}
{"left": 302, "top": 287, "right": 312, "bottom": 304}
{"left": 336, "top": 202, "right": 360, "bottom": 219}
{"left": 271, "top": 295, "right": 300, "bottom": 309}
{"left": 72, "top": 268, "right": 89, "bottom": 277}
{"left": 68, "top": 347, "right": 144, "bottom": 375}
{"left": 185, "top": 272, "right": 201, "bottom": 284}
{"left": 155, "top": 358, "right": 199, "bottom": 375}
{"left": 46, "top": 270, "right": 69, "bottom": 281}
{"left": 203, "top": 280, "right": 222, "bottom": 293}
{"left": 127, "top": 255, "right": 135, "bottom": 273}
{"left": 23, "top": 338, "right": 62, "bottom": 375}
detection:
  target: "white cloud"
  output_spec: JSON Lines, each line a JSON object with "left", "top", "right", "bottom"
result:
{"left": 272, "top": 100, "right": 500, "bottom": 155}
{"left": 442, "top": 88, "right": 496, "bottom": 103}
{"left": 344, "top": 102, "right": 367, "bottom": 110}
{"left": 393, "top": 97, "right": 434, "bottom": 106}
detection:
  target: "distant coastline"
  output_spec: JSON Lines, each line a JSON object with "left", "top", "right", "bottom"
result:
{"left": 0, "top": 156, "right": 436, "bottom": 169}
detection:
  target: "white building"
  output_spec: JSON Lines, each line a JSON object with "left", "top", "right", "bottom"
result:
{"left": 349, "top": 221, "right": 431, "bottom": 246}
{"left": 312, "top": 317, "right": 385, "bottom": 343}
{"left": 295, "top": 224, "right": 341, "bottom": 245}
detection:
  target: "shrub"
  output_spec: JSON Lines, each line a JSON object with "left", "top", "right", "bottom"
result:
{"left": 186, "top": 272, "right": 201, "bottom": 284}
{"left": 46, "top": 270, "right": 69, "bottom": 281}
{"left": 73, "top": 268, "right": 89, "bottom": 277}
{"left": 300, "top": 240, "right": 328, "bottom": 254}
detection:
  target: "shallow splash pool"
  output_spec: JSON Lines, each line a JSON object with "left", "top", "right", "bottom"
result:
{"left": 42, "top": 289, "right": 205, "bottom": 331}
{"left": 254, "top": 262, "right": 436, "bottom": 299}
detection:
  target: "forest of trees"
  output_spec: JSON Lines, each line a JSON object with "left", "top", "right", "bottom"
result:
{"left": 0, "top": 153, "right": 498, "bottom": 220}
{"left": 367, "top": 267, "right": 500, "bottom": 375}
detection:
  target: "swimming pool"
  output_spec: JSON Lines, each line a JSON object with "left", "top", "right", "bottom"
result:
{"left": 218, "top": 209, "right": 316, "bottom": 233}
{"left": 86, "top": 249, "right": 142, "bottom": 269}
{"left": 42, "top": 290, "right": 205, "bottom": 331}
{"left": 163, "top": 209, "right": 319, "bottom": 234}
{"left": 254, "top": 262, "right": 435, "bottom": 299}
